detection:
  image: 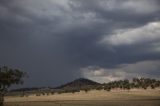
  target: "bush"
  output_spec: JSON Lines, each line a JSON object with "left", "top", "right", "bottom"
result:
{"left": 36, "top": 93, "right": 41, "bottom": 96}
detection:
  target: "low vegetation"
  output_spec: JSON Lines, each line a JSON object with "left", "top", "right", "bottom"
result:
{"left": 102, "top": 77, "right": 160, "bottom": 91}
{"left": 7, "top": 78, "right": 160, "bottom": 97}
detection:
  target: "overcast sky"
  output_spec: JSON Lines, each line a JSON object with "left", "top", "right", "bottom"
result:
{"left": 0, "top": 0, "right": 160, "bottom": 87}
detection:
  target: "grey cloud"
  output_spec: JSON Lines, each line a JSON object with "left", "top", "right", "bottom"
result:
{"left": 0, "top": 0, "right": 160, "bottom": 87}
{"left": 81, "top": 60, "right": 160, "bottom": 83}
{"left": 101, "top": 21, "right": 160, "bottom": 46}
{"left": 69, "top": 0, "right": 160, "bottom": 25}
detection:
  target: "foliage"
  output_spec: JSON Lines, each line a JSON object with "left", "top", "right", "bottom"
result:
{"left": 0, "top": 66, "right": 26, "bottom": 106}
{"left": 102, "top": 78, "right": 160, "bottom": 90}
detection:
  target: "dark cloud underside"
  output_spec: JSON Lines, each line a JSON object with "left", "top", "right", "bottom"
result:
{"left": 0, "top": 0, "right": 160, "bottom": 86}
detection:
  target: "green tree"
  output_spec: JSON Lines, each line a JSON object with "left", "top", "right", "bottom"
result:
{"left": 0, "top": 66, "right": 26, "bottom": 106}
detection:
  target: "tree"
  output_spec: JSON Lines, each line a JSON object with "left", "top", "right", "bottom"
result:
{"left": 0, "top": 66, "right": 26, "bottom": 106}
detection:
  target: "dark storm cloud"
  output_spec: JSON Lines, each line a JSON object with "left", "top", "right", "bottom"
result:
{"left": 69, "top": 0, "right": 160, "bottom": 25}
{"left": 0, "top": 0, "right": 160, "bottom": 86}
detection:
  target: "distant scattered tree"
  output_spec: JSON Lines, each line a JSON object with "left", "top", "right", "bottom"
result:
{"left": 104, "top": 86, "right": 111, "bottom": 91}
{"left": 84, "top": 89, "right": 89, "bottom": 93}
{"left": 5, "top": 75, "right": 160, "bottom": 99}
{"left": 151, "top": 84, "right": 155, "bottom": 89}
{"left": 99, "top": 77, "right": 160, "bottom": 92}
{"left": 0, "top": 66, "right": 26, "bottom": 106}
{"left": 51, "top": 91, "right": 55, "bottom": 95}
{"left": 36, "top": 93, "right": 41, "bottom": 96}
{"left": 95, "top": 85, "right": 103, "bottom": 90}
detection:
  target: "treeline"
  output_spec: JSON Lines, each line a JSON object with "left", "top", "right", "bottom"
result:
{"left": 102, "top": 78, "right": 160, "bottom": 91}
{"left": 59, "top": 78, "right": 160, "bottom": 93}
{"left": 8, "top": 78, "right": 160, "bottom": 97}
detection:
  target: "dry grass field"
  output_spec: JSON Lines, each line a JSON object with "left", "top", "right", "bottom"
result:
{"left": 4, "top": 89, "right": 160, "bottom": 106}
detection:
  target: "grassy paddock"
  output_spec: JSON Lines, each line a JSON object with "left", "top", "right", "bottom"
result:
{"left": 5, "top": 100, "right": 160, "bottom": 106}
{"left": 4, "top": 89, "right": 160, "bottom": 106}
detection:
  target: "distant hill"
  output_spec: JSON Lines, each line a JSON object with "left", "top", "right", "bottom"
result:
{"left": 10, "top": 77, "right": 160, "bottom": 93}
{"left": 55, "top": 78, "right": 100, "bottom": 89}
{"left": 10, "top": 78, "right": 100, "bottom": 92}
